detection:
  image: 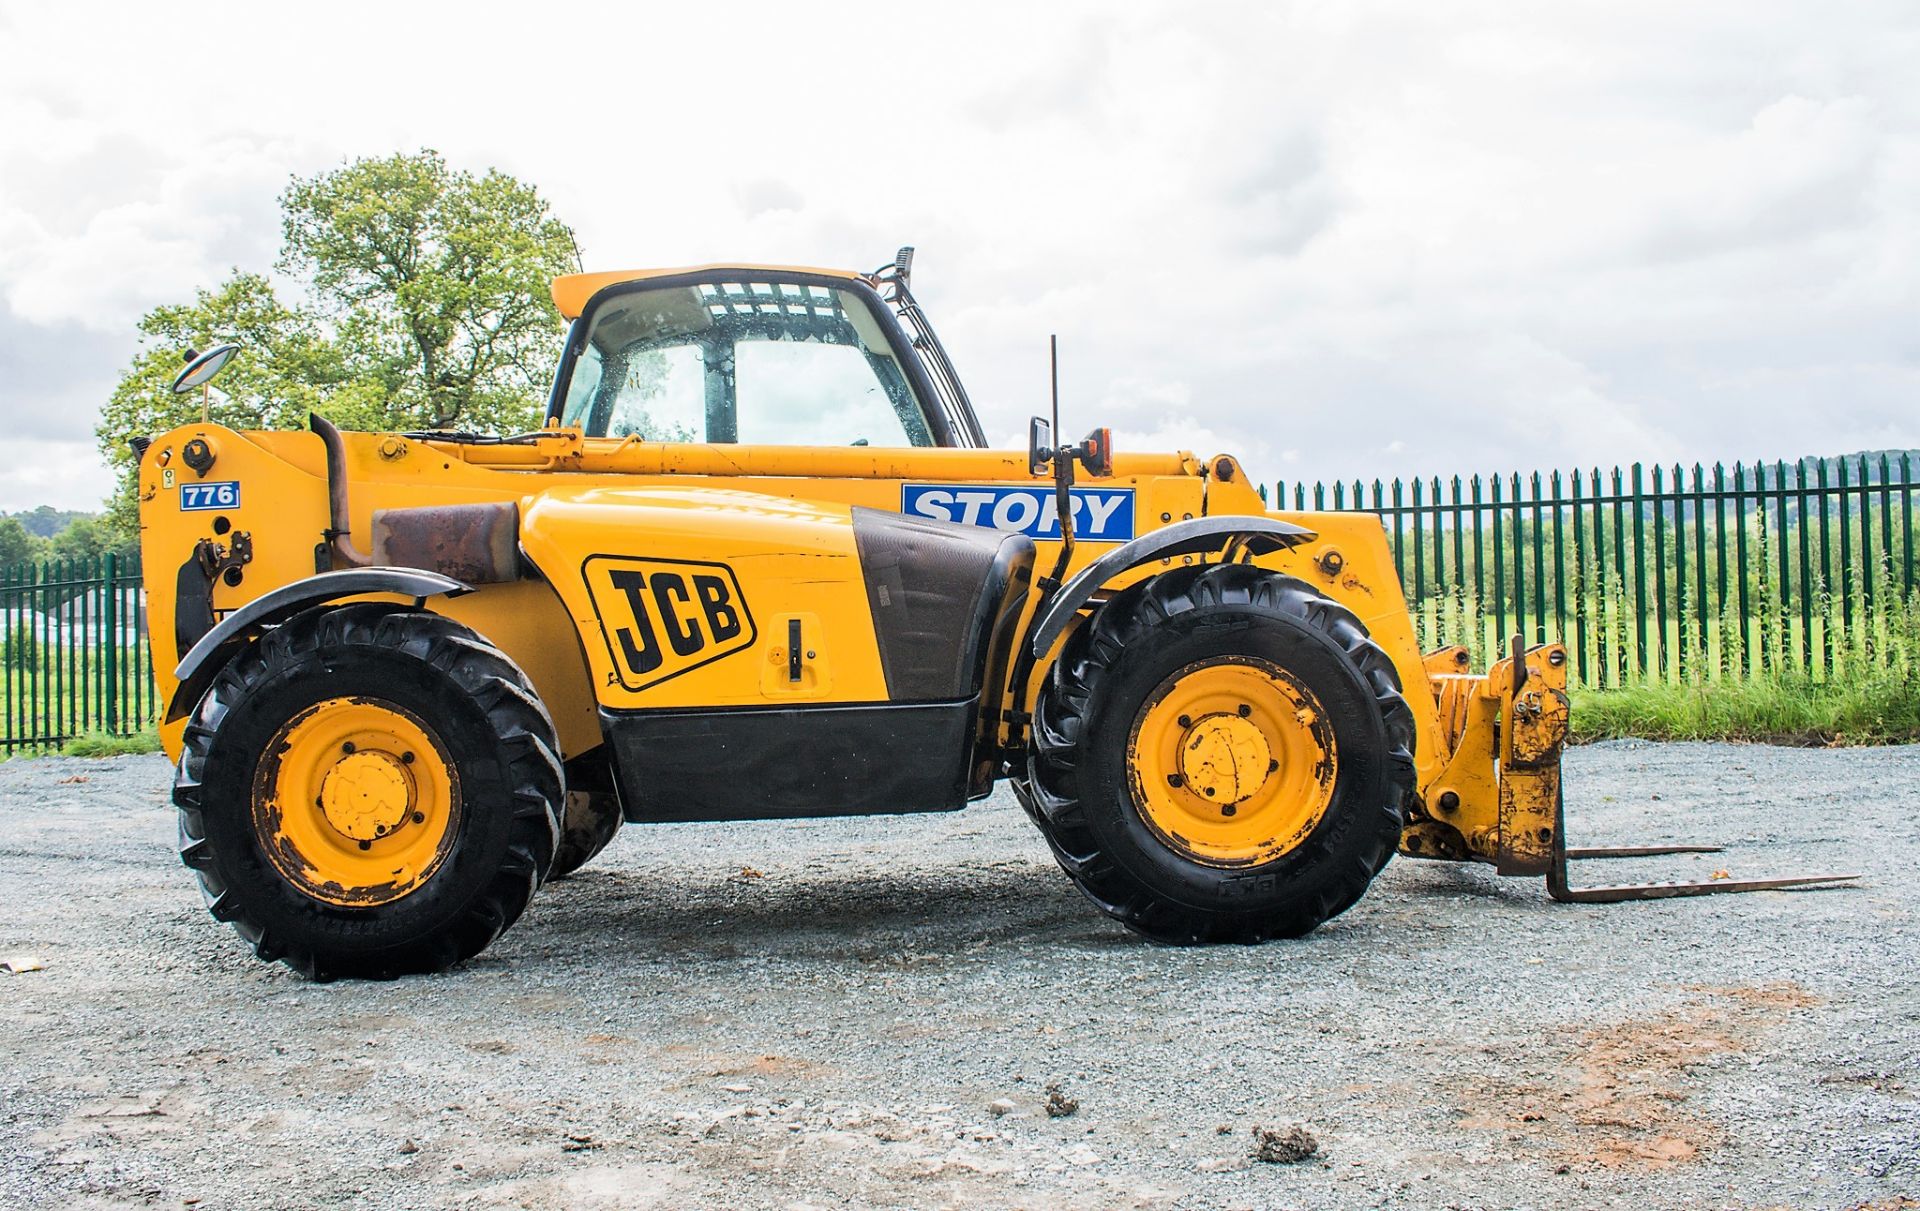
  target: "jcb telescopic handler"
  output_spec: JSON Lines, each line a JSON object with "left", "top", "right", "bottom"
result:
{"left": 139, "top": 249, "right": 1853, "bottom": 978}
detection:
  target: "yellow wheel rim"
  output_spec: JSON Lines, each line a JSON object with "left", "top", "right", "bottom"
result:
{"left": 1127, "top": 656, "right": 1338, "bottom": 868}
{"left": 252, "top": 697, "right": 460, "bottom": 907}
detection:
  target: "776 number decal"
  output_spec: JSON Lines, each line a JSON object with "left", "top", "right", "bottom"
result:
{"left": 179, "top": 481, "right": 240, "bottom": 511}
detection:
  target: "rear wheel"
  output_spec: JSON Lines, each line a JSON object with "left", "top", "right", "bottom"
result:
{"left": 551, "top": 790, "right": 623, "bottom": 878}
{"left": 1021, "top": 564, "right": 1415, "bottom": 943}
{"left": 174, "top": 604, "right": 563, "bottom": 979}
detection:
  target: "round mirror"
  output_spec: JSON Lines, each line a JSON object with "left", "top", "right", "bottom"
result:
{"left": 171, "top": 343, "right": 241, "bottom": 395}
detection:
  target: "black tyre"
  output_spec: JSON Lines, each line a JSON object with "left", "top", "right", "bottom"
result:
{"left": 1020, "top": 563, "right": 1415, "bottom": 943}
{"left": 174, "top": 604, "right": 563, "bottom": 979}
{"left": 551, "top": 790, "right": 623, "bottom": 878}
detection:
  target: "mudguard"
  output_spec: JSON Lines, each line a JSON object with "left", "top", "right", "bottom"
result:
{"left": 165, "top": 567, "right": 471, "bottom": 722}
{"left": 1026, "top": 515, "right": 1314, "bottom": 659}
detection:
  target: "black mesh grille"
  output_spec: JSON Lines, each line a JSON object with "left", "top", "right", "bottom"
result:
{"left": 850, "top": 506, "right": 1031, "bottom": 700}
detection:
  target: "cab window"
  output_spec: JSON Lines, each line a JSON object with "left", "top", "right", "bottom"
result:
{"left": 559, "top": 280, "right": 935, "bottom": 447}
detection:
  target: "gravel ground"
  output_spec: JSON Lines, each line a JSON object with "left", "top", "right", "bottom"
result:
{"left": 1, "top": 741, "right": 1915, "bottom": 1210}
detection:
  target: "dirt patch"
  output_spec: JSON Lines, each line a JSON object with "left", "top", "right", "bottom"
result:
{"left": 1453, "top": 982, "right": 1821, "bottom": 1172}
{"left": 1251, "top": 1123, "right": 1318, "bottom": 1164}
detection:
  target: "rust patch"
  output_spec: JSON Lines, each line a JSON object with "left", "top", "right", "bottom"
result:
{"left": 1448, "top": 982, "right": 1822, "bottom": 1173}
{"left": 371, "top": 501, "right": 519, "bottom": 584}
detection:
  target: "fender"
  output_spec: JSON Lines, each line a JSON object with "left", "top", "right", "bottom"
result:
{"left": 165, "top": 567, "right": 471, "bottom": 722}
{"left": 1027, "top": 516, "right": 1315, "bottom": 659}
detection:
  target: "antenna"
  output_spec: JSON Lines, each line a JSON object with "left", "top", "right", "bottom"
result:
{"left": 1049, "top": 334, "right": 1060, "bottom": 447}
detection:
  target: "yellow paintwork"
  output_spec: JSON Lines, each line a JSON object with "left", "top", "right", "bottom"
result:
{"left": 519, "top": 486, "right": 892, "bottom": 708}
{"left": 137, "top": 413, "right": 1565, "bottom": 879}
{"left": 550, "top": 263, "right": 867, "bottom": 320}
{"left": 1127, "top": 657, "right": 1336, "bottom": 868}
{"left": 254, "top": 697, "right": 458, "bottom": 906}
{"left": 137, "top": 425, "right": 1203, "bottom": 746}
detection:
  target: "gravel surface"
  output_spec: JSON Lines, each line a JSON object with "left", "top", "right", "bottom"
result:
{"left": 1, "top": 742, "right": 1915, "bottom": 1210}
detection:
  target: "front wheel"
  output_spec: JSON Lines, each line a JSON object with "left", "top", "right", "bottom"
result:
{"left": 174, "top": 604, "right": 563, "bottom": 979}
{"left": 1021, "top": 564, "right": 1415, "bottom": 943}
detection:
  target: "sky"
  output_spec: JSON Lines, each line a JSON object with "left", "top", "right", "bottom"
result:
{"left": 0, "top": 1, "right": 1914, "bottom": 512}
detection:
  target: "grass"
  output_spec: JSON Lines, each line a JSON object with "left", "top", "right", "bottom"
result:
{"left": 58, "top": 728, "right": 161, "bottom": 758}
{"left": 1571, "top": 673, "right": 1920, "bottom": 746}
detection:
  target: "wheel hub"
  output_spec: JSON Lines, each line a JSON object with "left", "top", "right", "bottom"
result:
{"left": 318, "top": 750, "right": 415, "bottom": 841}
{"left": 1177, "top": 713, "right": 1272, "bottom": 805}
{"left": 252, "top": 697, "right": 460, "bottom": 907}
{"left": 1127, "top": 656, "right": 1339, "bottom": 868}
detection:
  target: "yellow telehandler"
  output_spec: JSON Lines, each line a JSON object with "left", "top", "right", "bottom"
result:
{"left": 137, "top": 249, "right": 1853, "bottom": 978}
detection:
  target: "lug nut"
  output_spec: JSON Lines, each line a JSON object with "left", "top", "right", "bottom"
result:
{"left": 1237, "top": 703, "right": 1251, "bottom": 717}
{"left": 342, "top": 742, "right": 356, "bottom": 754}
{"left": 357, "top": 840, "right": 371, "bottom": 851}
{"left": 1222, "top": 804, "right": 1237, "bottom": 817}
{"left": 412, "top": 812, "right": 426, "bottom": 824}
{"left": 1167, "top": 774, "right": 1183, "bottom": 788}
{"left": 1203, "top": 787, "right": 1215, "bottom": 797}
{"left": 1267, "top": 759, "right": 1278, "bottom": 773}
{"left": 401, "top": 751, "right": 415, "bottom": 764}
{"left": 1177, "top": 714, "right": 1192, "bottom": 728}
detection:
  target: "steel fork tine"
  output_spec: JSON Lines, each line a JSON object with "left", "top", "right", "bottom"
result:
{"left": 1563, "top": 844, "right": 1723, "bottom": 859}
{"left": 1547, "top": 790, "right": 1861, "bottom": 904}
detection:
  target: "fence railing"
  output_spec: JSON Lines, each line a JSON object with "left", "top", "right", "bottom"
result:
{"left": 1, "top": 554, "right": 154, "bottom": 755}
{"left": 1272, "top": 453, "right": 1920, "bottom": 688}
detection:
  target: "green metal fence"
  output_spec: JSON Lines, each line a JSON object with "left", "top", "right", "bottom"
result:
{"left": 1, "top": 554, "right": 155, "bottom": 755}
{"left": 1272, "top": 453, "right": 1920, "bottom": 688}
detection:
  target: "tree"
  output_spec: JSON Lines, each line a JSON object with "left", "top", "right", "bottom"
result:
{"left": 96, "top": 149, "right": 578, "bottom": 548}
{"left": 0, "top": 517, "right": 37, "bottom": 570}
{"left": 279, "top": 150, "right": 578, "bottom": 433}
{"left": 97, "top": 273, "right": 351, "bottom": 540}
{"left": 48, "top": 515, "right": 130, "bottom": 562}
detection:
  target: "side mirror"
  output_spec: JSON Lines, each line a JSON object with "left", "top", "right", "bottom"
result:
{"left": 1080, "top": 426, "right": 1113, "bottom": 477}
{"left": 171, "top": 343, "right": 241, "bottom": 395}
{"left": 1028, "top": 416, "right": 1053, "bottom": 475}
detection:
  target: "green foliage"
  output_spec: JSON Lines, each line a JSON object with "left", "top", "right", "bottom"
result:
{"left": 0, "top": 518, "right": 37, "bottom": 569}
{"left": 96, "top": 149, "right": 578, "bottom": 548}
{"left": 59, "top": 728, "right": 162, "bottom": 758}
{"left": 1571, "top": 673, "right": 1920, "bottom": 746}
{"left": 3, "top": 621, "right": 35, "bottom": 670}
{"left": 47, "top": 515, "right": 132, "bottom": 562}
{"left": 279, "top": 150, "right": 579, "bottom": 432}
{"left": 5, "top": 506, "right": 88, "bottom": 539}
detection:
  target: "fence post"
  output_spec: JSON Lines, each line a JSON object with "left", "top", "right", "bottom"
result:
{"left": 1903, "top": 452, "right": 1914, "bottom": 599}
{"left": 1570, "top": 469, "right": 1587, "bottom": 685}
{"left": 1491, "top": 474, "right": 1506, "bottom": 649}
{"left": 1839, "top": 456, "right": 1854, "bottom": 646}
{"left": 1631, "top": 463, "right": 1648, "bottom": 679}
{"left": 1692, "top": 463, "right": 1708, "bottom": 681}
{"left": 103, "top": 552, "right": 119, "bottom": 734}
{"left": 1817, "top": 458, "right": 1832, "bottom": 676}
{"left": 1409, "top": 477, "right": 1425, "bottom": 646}
{"left": 1653, "top": 464, "right": 1668, "bottom": 680}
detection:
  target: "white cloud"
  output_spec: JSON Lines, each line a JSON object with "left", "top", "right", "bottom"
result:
{"left": 0, "top": 0, "right": 1915, "bottom": 513}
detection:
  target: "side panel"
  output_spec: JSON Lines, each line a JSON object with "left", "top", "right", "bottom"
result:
{"left": 518, "top": 486, "right": 891, "bottom": 710}
{"left": 601, "top": 699, "right": 976, "bottom": 820}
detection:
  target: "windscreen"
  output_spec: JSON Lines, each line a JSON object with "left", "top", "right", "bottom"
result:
{"left": 559, "top": 279, "right": 935, "bottom": 447}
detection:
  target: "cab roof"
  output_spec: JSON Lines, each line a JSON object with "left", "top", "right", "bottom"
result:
{"left": 550, "top": 264, "right": 869, "bottom": 321}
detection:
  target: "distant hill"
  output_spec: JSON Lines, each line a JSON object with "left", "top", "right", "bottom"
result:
{"left": 1794, "top": 450, "right": 1920, "bottom": 486}
{"left": 1, "top": 507, "right": 96, "bottom": 539}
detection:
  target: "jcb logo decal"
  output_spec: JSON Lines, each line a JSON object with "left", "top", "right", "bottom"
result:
{"left": 584, "top": 556, "right": 756, "bottom": 691}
